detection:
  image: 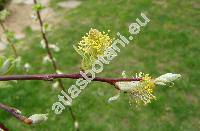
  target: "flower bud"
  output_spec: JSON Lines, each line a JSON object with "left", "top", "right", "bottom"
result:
{"left": 74, "top": 121, "right": 79, "bottom": 129}
{"left": 28, "top": 114, "right": 48, "bottom": 125}
{"left": 154, "top": 73, "right": 181, "bottom": 85}
{"left": 108, "top": 92, "right": 121, "bottom": 103}
{"left": 42, "top": 55, "right": 51, "bottom": 64}
{"left": 115, "top": 81, "right": 140, "bottom": 92}
{"left": 24, "top": 63, "right": 31, "bottom": 72}
{"left": 56, "top": 70, "right": 63, "bottom": 74}
{"left": 49, "top": 44, "right": 60, "bottom": 52}
{"left": 52, "top": 81, "right": 59, "bottom": 90}
{"left": 40, "top": 40, "right": 46, "bottom": 49}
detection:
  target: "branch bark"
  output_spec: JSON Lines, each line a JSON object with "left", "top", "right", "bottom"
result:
{"left": 0, "top": 103, "right": 32, "bottom": 125}
{"left": 33, "top": 0, "right": 65, "bottom": 90}
{"left": 0, "top": 73, "right": 142, "bottom": 85}
{"left": 32, "top": 0, "right": 79, "bottom": 130}
{"left": 0, "top": 122, "right": 9, "bottom": 131}
{"left": 0, "top": 73, "right": 141, "bottom": 126}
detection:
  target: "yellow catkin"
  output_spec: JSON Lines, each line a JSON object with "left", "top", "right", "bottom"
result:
{"left": 130, "top": 74, "right": 156, "bottom": 105}
{"left": 78, "top": 28, "right": 112, "bottom": 57}
{"left": 75, "top": 28, "right": 113, "bottom": 70}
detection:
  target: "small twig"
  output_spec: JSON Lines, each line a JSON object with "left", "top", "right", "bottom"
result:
{"left": 33, "top": 0, "right": 79, "bottom": 130}
{"left": 0, "top": 73, "right": 141, "bottom": 129}
{"left": 33, "top": 0, "right": 61, "bottom": 81}
{"left": 0, "top": 122, "right": 9, "bottom": 131}
{"left": 0, "top": 22, "right": 18, "bottom": 58}
{"left": 0, "top": 103, "right": 32, "bottom": 125}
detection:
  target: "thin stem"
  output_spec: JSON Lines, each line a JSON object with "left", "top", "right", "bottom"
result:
{"left": 0, "top": 74, "right": 141, "bottom": 127}
{"left": 0, "top": 103, "right": 33, "bottom": 125}
{"left": 69, "top": 107, "right": 79, "bottom": 131}
{"left": 0, "top": 22, "right": 18, "bottom": 58}
{"left": 33, "top": 0, "right": 79, "bottom": 130}
{"left": 0, "top": 22, "right": 5, "bottom": 30}
{"left": 33, "top": 0, "right": 64, "bottom": 90}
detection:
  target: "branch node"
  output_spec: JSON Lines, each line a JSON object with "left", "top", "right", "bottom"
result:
{"left": 44, "top": 75, "right": 54, "bottom": 81}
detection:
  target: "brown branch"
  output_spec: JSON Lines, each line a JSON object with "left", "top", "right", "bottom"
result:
{"left": 0, "top": 22, "right": 18, "bottom": 58}
{"left": 0, "top": 103, "right": 32, "bottom": 125}
{"left": 0, "top": 73, "right": 141, "bottom": 127}
{"left": 33, "top": 0, "right": 65, "bottom": 89}
{"left": 34, "top": 6, "right": 58, "bottom": 71}
{"left": 0, "top": 73, "right": 142, "bottom": 84}
{"left": 0, "top": 122, "right": 9, "bottom": 131}
{"left": 33, "top": 0, "right": 79, "bottom": 130}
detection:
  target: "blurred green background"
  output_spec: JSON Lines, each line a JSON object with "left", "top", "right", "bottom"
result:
{"left": 0, "top": 0, "right": 199, "bottom": 130}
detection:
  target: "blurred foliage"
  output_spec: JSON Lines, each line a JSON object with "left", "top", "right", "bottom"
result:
{"left": 0, "top": 0, "right": 6, "bottom": 11}
{"left": 0, "top": 9, "right": 9, "bottom": 22}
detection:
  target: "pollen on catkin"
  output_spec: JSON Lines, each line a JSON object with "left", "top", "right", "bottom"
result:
{"left": 115, "top": 72, "right": 157, "bottom": 106}
{"left": 73, "top": 28, "right": 113, "bottom": 70}
{"left": 129, "top": 74, "right": 156, "bottom": 105}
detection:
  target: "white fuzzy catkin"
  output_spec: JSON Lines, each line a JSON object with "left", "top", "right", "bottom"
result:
{"left": 28, "top": 114, "right": 48, "bottom": 125}
{"left": 115, "top": 81, "right": 140, "bottom": 92}
{"left": 52, "top": 81, "right": 59, "bottom": 90}
{"left": 24, "top": 63, "right": 31, "bottom": 72}
{"left": 74, "top": 121, "right": 79, "bottom": 129}
{"left": 155, "top": 73, "right": 181, "bottom": 85}
{"left": 108, "top": 92, "right": 121, "bottom": 103}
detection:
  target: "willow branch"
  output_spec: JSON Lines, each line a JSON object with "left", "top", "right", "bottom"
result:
{"left": 33, "top": 0, "right": 63, "bottom": 88}
{"left": 0, "top": 103, "right": 32, "bottom": 125}
{"left": 0, "top": 22, "right": 18, "bottom": 57}
{"left": 0, "top": 122, "right": 9, "bottom": 131}
{"left": 0, "top": 73, "right": 141, "bottom": 85}
{"left": 33, "top": 0, "right": 80, "bottom": 130}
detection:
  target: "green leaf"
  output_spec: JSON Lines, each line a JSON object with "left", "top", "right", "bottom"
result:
{"left": 0, "top": 56, "right": 15, "bottom": 75}
{"left": 33, "top": 3, "right": 45, "bottom": 11}
{"left": 42, "top": 22, "right": 51, "bottom": 33}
